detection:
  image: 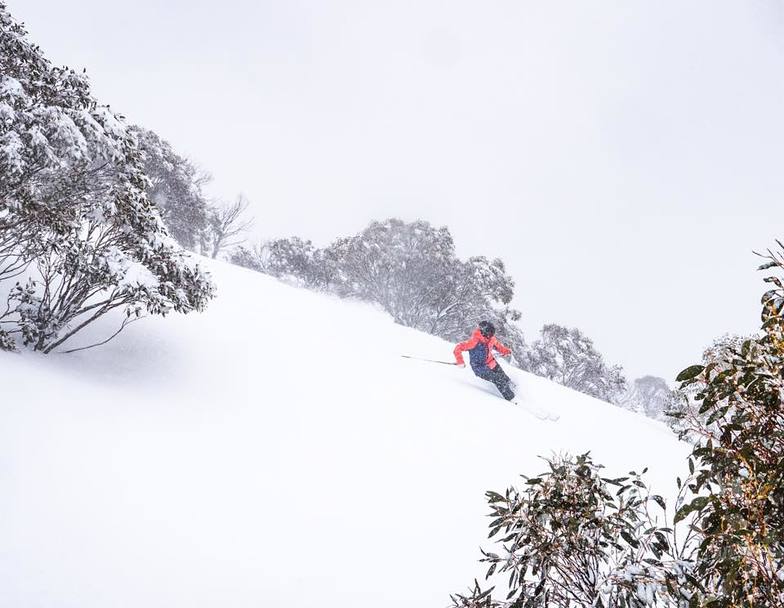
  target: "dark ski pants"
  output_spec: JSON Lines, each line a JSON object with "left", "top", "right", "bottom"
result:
{"left": 474, "top": 364, "right": 515, "bottom": 401}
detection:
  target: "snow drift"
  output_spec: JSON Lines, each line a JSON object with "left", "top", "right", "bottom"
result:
{"left": 0, "top": 259, "right": 688, "bottom": 608}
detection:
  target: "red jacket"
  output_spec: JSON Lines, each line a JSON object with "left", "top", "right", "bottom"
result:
{"left": 454, "top": 329, "right": 511, "bottom": 370}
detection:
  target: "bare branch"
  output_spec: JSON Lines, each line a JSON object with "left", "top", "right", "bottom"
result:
{"left": 209, "top": 195, "right": 254, "bottom": 258}
{"left": 58, "top": 314, "right": 145, "bottom": 354}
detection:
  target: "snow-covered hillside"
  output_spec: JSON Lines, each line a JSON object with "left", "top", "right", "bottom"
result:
{"left": 0, "top": 260, "right": 688, "bottom": 608}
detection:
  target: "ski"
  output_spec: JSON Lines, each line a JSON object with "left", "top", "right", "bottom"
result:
{"left": 512, "top": 399, "right": 559, "bottom": 422}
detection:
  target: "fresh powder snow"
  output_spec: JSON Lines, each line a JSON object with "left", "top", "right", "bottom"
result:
{"left": 0, "top": 259, "right": 689, "bottom": 608}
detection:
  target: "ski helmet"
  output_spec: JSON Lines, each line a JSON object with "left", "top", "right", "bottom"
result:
{"left": 478, "top": 321, "right": 495, "bottom": 338}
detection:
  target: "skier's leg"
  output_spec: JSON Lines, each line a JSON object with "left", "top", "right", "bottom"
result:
{"left": 492, "top": 366, "right": 515, "bottom": 400}
{"left": 497, "top": 384, "right": 515, "bottom": 401}
{"left": 474, "top": 366, "right": 515, "bottom": 400}
{"left": 487, "top": 366, "right": 515, "bottom": 401}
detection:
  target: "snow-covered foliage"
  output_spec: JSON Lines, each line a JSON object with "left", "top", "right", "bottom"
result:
{"left": 669, "top": 241, "right": 784, "bottom": 606}
{"left": 325, "top": 219, "right": 520, "bottom": 341}
{"left": 0, "top": 4, "right": 214, "bottom": 353}
{"left": 131, "top": 126, "right": 254, "bottom": 259}
{"left": 524, "top": 324, "right": 627, "bottom": 403}
{"left": 618, "top": 376, "right": 678, "bottom": 421}
{"left": 700, "top": 332, "right": 750, "bottom": 365}
{"left": 235, "top": 218, "right": 526, "bottom": 351}
{"left": 667, "top": 333, "right": 758, "bottom": 435}
{"left": 454, "top": 453, "right": 682, "bottom": 608}
{"left": 130, "top": 125, "right": 210, "bottom": 251}
{"left": 207, "top": 195, "right": 253, "bottom": 259}
{"left": 231, "top": 236, "right": 329, "bottom": 289}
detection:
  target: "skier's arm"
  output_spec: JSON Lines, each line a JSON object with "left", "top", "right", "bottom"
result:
{"left": 454, "top": 336, "right": 479, "bottom": 366}
{"left": 493, "top": 340, "right": 511, "bottom": 357}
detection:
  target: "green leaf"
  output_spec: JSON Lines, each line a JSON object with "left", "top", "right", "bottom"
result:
{"left": 676, "top": 365, "right": 704, "bottom": 382}
{"left": 620, "top": 529, "right": 639, "bottom": 548}
{"left": 674, "top": 504, "right": 692, "bottom": 524}
{"left": 688, "top": 496, "right": 709, "bottom": 512}
{"left": 651, "top": 495, "right": 666, "bottom": 511}
{"left": 757, "top": 260, "right": 778, "bottom": 270}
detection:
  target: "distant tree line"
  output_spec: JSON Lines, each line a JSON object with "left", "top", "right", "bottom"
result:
{"left": 522, "top": 323, "right": 627, "bottom": 403}
{"left": 230, "top": 219, "right": 526, "bottom": 352}
{"left": 227, "top": 221, "right": 676, "bottom": 417}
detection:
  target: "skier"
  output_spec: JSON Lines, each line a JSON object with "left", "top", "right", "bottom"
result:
{"left": 453, "top": 321, "right": 515, "bottom": 401}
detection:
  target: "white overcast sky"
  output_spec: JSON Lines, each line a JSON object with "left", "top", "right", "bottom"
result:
{"left": 10, "top": 0, "right": 784, "bottom": 381}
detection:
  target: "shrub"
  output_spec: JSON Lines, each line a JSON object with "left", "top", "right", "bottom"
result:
{"left": 0, "top": 4, "right": 214, "bottom": 353}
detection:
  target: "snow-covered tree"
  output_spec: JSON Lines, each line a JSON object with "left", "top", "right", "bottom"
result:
{"left": 323, "top": 219, "right": 457, "bottom": 322}
{"left": 207, "top": 195, "right": 253, "bottom": 259}
{"left": 0, "top": 4, "right": 214, "bottom": 352}
{"left": 262, "top": 236, "right": 338, "bottom": 288}
{"left": 667, "top": 333, "right": 757, "bottom": 434}
{"left": 230, "top": 237, "right": 334, "bottom": 289}
{"left": 617, "top": 375, "right": 678, "bottom": 420}
{"left": 700, "top": 332, "right": 749, "bottom": 364}
{"left": 323, "top": 219, "right": 521, "bottom": 342}
{"left": 524, "top": 324, "right": 627, "bottom": 403}
{"left": 433, "top": 255, "right": 520, "bottom": 342}
{"left": 130, "top": 126, "right": 209, "bottom": 251}
{"left": 228, "top": 242, "right": 266, "bottom": 272}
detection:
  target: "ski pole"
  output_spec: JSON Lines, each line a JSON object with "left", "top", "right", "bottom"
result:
{"left": 401, "top": 355, "right": 457, "bottom": 366}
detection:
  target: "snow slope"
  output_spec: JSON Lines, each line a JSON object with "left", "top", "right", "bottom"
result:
{"left": 0, "top": 260, "right": 689, "bottom": 608}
